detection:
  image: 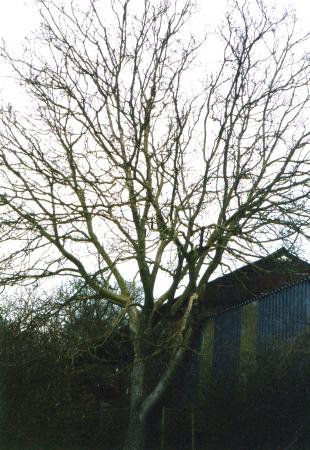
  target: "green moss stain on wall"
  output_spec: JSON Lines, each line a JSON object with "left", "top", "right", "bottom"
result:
{"left": 240, "top": 302, "right": 257, "bottom": 373}
{"left": 197, "top": 318, "right": 214, "bottom": 404}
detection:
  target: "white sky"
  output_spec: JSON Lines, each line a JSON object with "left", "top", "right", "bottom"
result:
{"left": 0, "top": 0, "right": 308, "bottom": 94}
{"left": 0, "top": 0, "right": 309, "bottom": 47}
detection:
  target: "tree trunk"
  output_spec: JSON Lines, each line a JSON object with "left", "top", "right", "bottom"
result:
{"left": 123, "top": 356, "right": 147, "bottom": 450}
{"left": 122, "top": 295, "right": 197, "bottom": 449}
{"left": 123, "top": 408, "right": 146, "bottom": 450}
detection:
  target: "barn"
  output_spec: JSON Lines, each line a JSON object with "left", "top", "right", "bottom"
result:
{"left": 199, "top": 248, "right": 310, "bottom": 381}
{"left": 158, "top": 248, "right": 310, "bottom": 449}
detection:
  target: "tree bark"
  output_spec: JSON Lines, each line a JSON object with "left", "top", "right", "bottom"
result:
{"left": 123, "top": 294, "right": 196, "bottom": 449}
{"left": 123, "top": 409, "right": 146, "bottom": 450}
{"left": 123, "top": 354, "right": 146, "bottom": 450}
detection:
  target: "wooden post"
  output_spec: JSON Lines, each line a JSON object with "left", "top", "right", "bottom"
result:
{"left": 191, "top": 404, "right": 195, "bottom": 450}
{"left": 161, "top": 406, "right": 166, "bottom": 449}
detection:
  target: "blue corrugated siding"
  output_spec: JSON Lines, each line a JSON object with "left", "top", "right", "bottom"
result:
{"left": 169, "top": 279, "right": 310, "bottom": 406}
{"left": 306, "top": 284, "right": 310, "bottom": 325}
{"left": 170, "top": 323, "right": 204, "bottom": 405}
{"left": 212, "top": 308, "right": 241, "bottom": 373}
{"left": 200, "top": 279, "right": 310, "bottom": 380}
{"left": 257, "top": 282, "right": 308, "bottom": 354}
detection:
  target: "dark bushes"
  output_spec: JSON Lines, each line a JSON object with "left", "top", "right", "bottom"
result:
{"left": 0, "top": 298, "right": 130, "bottom": 450}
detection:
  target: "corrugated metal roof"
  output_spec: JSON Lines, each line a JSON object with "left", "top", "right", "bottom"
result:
{"left": 202, "top": 248, "right": 310, "bottom": 311}
{"left": 203, "top": 277, "right": 310, "bottom": 320}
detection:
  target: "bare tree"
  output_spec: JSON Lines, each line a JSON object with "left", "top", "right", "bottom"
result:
{"left": 0, "top": 0, "right": 309, "bottom": 448}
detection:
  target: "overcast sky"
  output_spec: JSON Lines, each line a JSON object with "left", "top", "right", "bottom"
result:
{"left": 0, "top": 0, "right": 309, "bottom": 267}
{"left": 0, "top": 0, "right": 308, "bottom": 81}
{"left": 0, "top": 0, "right": 309, "bottom": 47}
{"left": 0, "top": 0, "right": 308, "bottom": 87}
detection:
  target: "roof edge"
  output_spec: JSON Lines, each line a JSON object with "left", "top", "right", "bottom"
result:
{"left": 202, "top": 276, "right": 310, "bottom": 320}
{"left": 206, "top": 247, "right": 310, "bottom": 288}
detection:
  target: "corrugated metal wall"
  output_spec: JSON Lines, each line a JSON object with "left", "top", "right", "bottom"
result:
{"left": 172, "top": 279, "right": 310, "bottom": 405}
{"left": 174, "top": 279, "right": 310, "bottom": 405}
{"left": 202, "top": 279, "right": 310, "bottom": 377}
